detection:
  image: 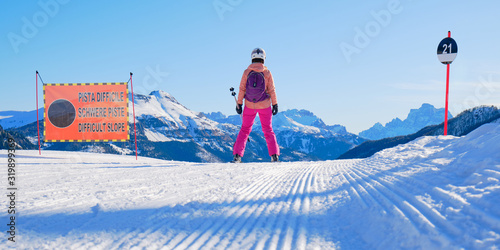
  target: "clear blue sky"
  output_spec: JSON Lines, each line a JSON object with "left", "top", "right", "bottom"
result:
{"left": 2, "top": 0, "right": 500, "bottom": 133}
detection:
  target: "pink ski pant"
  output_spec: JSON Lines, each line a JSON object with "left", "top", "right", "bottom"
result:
{"left": 233, "top": 106, "right": 280, "bottom": 157}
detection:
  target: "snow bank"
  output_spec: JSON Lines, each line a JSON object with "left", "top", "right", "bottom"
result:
{"left": 0, "top": 123, "right": 498, "bottom": 249}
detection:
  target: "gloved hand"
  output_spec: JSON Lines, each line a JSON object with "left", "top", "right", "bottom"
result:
{"left": 236, "top": 104, "right": 243, "bottom": 114}
{"left": 272, "top": 104, "right": 278, "bottom": 115}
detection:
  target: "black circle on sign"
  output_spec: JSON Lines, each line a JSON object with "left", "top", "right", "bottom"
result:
{"left": 437, "top": 37, "right": 458, "bottom": 55}
{"left": 437, "top": 37, "right": 458, "bottom": 64}
{"left": 48, "top": 99, "right": 76, "bottom": 128}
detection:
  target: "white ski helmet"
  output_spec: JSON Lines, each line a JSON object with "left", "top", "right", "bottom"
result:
{"left": 251, "top": 48, "right": 266, "bottom": 60}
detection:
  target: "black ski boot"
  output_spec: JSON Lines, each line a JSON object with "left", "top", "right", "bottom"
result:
{"left": 231, "top": 154, "right": 242, "bottom": 163}
{"left": 271, "top": 154, "right": 279, "bottom": 162}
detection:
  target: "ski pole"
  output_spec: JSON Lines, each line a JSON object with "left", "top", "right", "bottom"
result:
{"left": 230, "top": 87, "right": 250, "bottom": 142}
{"left": 230, "top": 87, "right": 241, "bottom": 118}
{"left": 230, "top": 87, "right": 238, "bottom": 105}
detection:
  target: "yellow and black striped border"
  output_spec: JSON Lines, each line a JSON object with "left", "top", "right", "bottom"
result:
{"left": 44, "top": 82, "right": 128, "bottom": 86}
{"left": 44, "top": 139, "right": 129, "bottom": 143}
{"left": 43, "top": 82, "right": 131, "bottom": 143}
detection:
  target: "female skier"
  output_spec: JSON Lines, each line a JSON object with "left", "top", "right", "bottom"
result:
{"left": 232, "top": 48, "right": 280, "bottom": 163}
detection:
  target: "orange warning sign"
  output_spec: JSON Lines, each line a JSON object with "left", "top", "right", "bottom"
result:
{"left": 44, "top": 82, "right": 129, "bottom": 142}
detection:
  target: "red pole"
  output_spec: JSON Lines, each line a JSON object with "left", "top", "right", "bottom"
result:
{"left": 443, "top": 31, "right": 451, "bottom": 136}
{"left": 444, "top": 64, "right": 450, "bottom": 136}
{"left": 36, "top": 71, "right": 41, "bottom": 155}
{"left": 130, "top": 72, "right": 138, "bottom": 160}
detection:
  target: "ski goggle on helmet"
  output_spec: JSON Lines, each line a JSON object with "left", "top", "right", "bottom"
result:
{"left": 251, "top": 48, "right": 266, "bottom": 60}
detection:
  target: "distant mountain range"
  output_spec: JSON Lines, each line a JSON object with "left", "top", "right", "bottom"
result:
{"left": 339, "top": 105, "right": 500, "bottom": 159}
{"left": 3, "top": 90, "right": 364, "bottom": 162}
{"left": 2, "top": 91, "right": 498, "bottom": 163}
{"left": 359, "top": 103, "right": 453, "bottom": 140}
{"left": 205, "top": 109, "right": 349, "bottom": 135}
{"left": 0, "top": 109, "right": 44, "bottom": 129}
{"left": 204, "top": 109, "right": 364, "bottom": 160}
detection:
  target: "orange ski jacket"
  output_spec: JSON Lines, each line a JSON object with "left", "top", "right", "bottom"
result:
{"left": 237, "top": 63, "right": 278, "bottom": 110}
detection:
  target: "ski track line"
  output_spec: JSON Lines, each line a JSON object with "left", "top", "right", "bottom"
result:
{"left": 224, "top": 165, "right": 307, "bottom": 249}
{"left": 318, "top": 162, "right": 331, "bottom": 191}
{"left": 180, "top": 167, "right": 290, "bottom": 249}
{"left": 115, "top": 169, "right": 276, "bottom": 250}
{"left": 207, "top": 165, "right": 295, "bottom": 249}
{"left": 367, "top": 162, "right": 500, "bottom": 241}
{"left": 348, "top": 165, "right": 459, "bottom": 245}
{"left": 239, "top": 165, "right": 310, "bottom": 250}
{"left": 109, "top": 180, "right": 252, "bottom": 248}
{"left": 338, "top": 162, "right": 370, "bottom": 210}
{"left": 280, "top": 168, "right": 312, "bottom": 249}
{"left": 73, "top": 239, "right": 99, "bottom": 250}
{"left": 268, "top": 165, "right": 317, "bottom": 250}
{"left": 210, "top": 198, "right": 269, "bottom": 249}
{"left": 351, "top": 165, "right": 466, "bottom": 238}
{"left": 292, "top": 163, "right": 319, "bottom": 250}
{"left": 20, "top": 160, "right": 263, "bottom": 248}
{"left": 114, "top": 194, "right": 226, "bottom": 249}
{"left": 208, "top": 166, "right": 295, "bottom": 250}
{"left": 325, "top": 161, "right": 349, "bottom": 190}
{"left": 288, "top": 164, "right": 323, "bottom": 249}
{"left": 181, "top": 166, "right": 291, "bottom": 250}
{"left": 342, "top": 163, "right": 425, "bottom": 235}
{"left": 169, "top": 165, "right": 294, "bottom": 250}
{"left": 260, "top": 165, "right": 315, "bottom": 250}
{"left": 109, "top": 166, "right": 278, "bottom": 249}
{"left": 292, "top": 163, "right": 334, "bottom": 250}
{"left": 359, "top": 160, "right": 500, "bottom": 236}
{"left": 357, "top": 158, "right": 500, "bottom": 248}
{"left": 339, "top": 162, "right": 384, "bottom": 212}
{"left": 205, "top": 165, "right": 301, "bottom": 249}
{"left": 255, "top": 166, "right": 311, "bottom": 250}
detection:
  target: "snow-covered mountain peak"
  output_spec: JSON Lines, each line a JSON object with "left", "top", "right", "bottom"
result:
{"left": 204, "top": 108, "right": 350, "bottom": 137}
{"left": 149, "top": 90, "right": 180, "bottom": 105}
{"left": 372, "top": 122, "right": 384, "bottom": 129}
{"left": 132, "top": 90, "right": 219, "bottom": 133}
{"left": 405, "top": 103, "right": 446, "bottom": 126}
{"left": 279, "top": 109, "right": 327, "bottom": 128}
{"left": 273, "top": 115, "right": 321, "bottom": 134}
{"left": 360, "top": 103, "right": 452, "bottom": 140}
{"left": 134, "top": 91, "right": 191, "bottom": 119}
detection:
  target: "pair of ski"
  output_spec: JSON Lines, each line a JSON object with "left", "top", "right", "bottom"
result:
{"left": 229, "top": 158, "right": 281, "bottom": 163}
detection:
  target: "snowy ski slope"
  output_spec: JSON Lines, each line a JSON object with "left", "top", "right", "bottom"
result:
{"left": 1, "top": 123, "right": 499, "bottom": 249}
